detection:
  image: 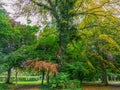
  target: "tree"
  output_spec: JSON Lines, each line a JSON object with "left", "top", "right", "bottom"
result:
{"left": 36, "top": 27, "right": 59, "bottom": 61}
{"left": 75, "top": 14, "right": 120, "bottom": 85}
{"left": 65, "top": 33, "right": 95, "bottom": 83}
{"left": 0, "top": 8, "right": 38, "bottom": 83}
{"left": 0, "top": 7, "right": 13, "bottom": 84}
{"left": 10, "top": 0, "right": 120, "bottom": 66}
{"left": 25, "top": 58, "right": 58, "bottom": 85}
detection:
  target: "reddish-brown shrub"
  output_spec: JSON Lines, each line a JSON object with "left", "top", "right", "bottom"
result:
{"left": 24, "top": 59, "right": 58, "bottom": 75}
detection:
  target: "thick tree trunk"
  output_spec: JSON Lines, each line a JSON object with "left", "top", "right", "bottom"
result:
{"left": 101, "top": 62, "right": 108, "bottom": 85}
{"left": 6, "top": 68, "right": 12, "bottom": 84}
{"left": 53, "top": 1, "right": 76, "bottom": 67}
{"left": 57, "top": 30, "right": 71, "bottom": 66}
{"left": 41, "top": 71, "right": 45, "bottom": 85}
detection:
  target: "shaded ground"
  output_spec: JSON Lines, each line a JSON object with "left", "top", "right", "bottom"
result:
{"left": 15, "top": 84, "right": 120, "bottom": 90}
{"left": 82, "top": 85, "right": 120, "bottom": 90}
{"left": 15, "top": 85, "right": 39, "bottom": 90}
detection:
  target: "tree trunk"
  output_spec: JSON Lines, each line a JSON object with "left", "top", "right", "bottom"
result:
{"left": 15, "top": 68, "right": 18, "bottom": 86}
{"left": 46, "top": 71, "right": 50, "bottom": 84}
{"left": 101, "top": 62, "right": 108, "bottom": 85}
{"left": 55, "top": 1, "right": 76, "bottom": 66}
{"left": 41, "top": 70, "right": 45, "bottom": 85}
{"left": 57, "top": 30, "right": 71, "bottom": 66}
{"left": 6, "top": 67, "right": 12, "bottom": 84}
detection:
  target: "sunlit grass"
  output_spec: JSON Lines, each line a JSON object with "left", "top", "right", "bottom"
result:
{"left": 0, "top": 81, "right": 120, "bottom": 90}
{"left": 14, "top": 81, "right": 41, "bottom": 85}
{"left": 0, "top": 81, "right": 41, "bottom": 85}
{"left": 82, "top": 81, "right": 120, "bottom": 85}
{"left": 0, "top": 80, "right": 47, "bottom": 85}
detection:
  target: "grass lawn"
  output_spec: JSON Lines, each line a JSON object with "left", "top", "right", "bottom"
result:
{"left": 14, "top": 81, "right": 41, "bottom": 85}
{"left": 0, "top": 81, "right": 41, "bottom": 90}
{"left": 0, "top": 80, "right": 45, "bottom": 85}
{"left": 0, "top": 81, "right": 120, "bottom": 90}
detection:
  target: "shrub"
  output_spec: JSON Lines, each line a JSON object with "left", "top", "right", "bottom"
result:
{"left": 0, "top": 84, "right": 9, "bottom": 90}
{"left": 50, "top": 73, "right": 82, "bottom": 89}
{"left": 50, "top": 73, "right": 69, "bottom": 89}
{"left": 66, "top": 79, "right": 80, "bottom": 89}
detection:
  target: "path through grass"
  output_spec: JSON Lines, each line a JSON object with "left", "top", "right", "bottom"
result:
{"left": 1, "top": 81, "right": 120, "bottom": 90}
{"left": 82, "top": 85, "right": 120, "bottom": 90}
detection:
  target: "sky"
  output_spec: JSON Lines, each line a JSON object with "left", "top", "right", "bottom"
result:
{"left": 1, "top": 0, "right": 119, "bottom": 25}
{"left": 1, "top": 0, "right": 15, "bottom": 14}
{"left": 1, "top": 0, "right": 29, "bottom": 25}
{"left": 0, "top": 0, "right": 52, "bottom": 27}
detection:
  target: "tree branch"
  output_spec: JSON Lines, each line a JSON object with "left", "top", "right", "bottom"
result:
{"left": 30, "top": 0, "right": 53, "bottom": 11}
{"left": 74, "top": 1, "right": 111, "bottom": 16}
{"left": 55, "top": 0, "right": 58, "bottom": 7}
{"left": 47, "top": 0, "right": 55, "bottom": 8}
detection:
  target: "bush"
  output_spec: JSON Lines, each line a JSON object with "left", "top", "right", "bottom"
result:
{"left": 50, "top": 73, "right": 69, "bottom": 89}
{"left": 66, "top": 79, "right": 80, "bottom": 89}
{"left": 0, "top": 84, "right": 9, "bottom": 90}
{"left": 50, "top": 73, "right": 82, "bottom": 89}
{"left": 39, "top": 85, "right": 51, "bottom": 90}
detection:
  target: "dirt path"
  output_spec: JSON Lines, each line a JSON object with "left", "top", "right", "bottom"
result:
{"left": 15, "top": 85, "right": 40, "bottom": 90}
{"left": 82, "top": 85, "right": 120, "bottom": 90}
{"left": 15, "top": 84, "right": 120, "bottom": 90}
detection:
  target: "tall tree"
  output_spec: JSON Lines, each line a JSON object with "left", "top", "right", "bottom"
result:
{"left": 0, "top": 8, "right": 38, "bottom": 83}
{"left": 75, "top": 15, "right": 120, "bottom": 85}
{"left": 11, "top": 0, "right": 120, "bottom": 66}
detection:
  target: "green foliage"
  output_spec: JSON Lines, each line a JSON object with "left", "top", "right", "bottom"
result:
{"left": 50, "top": 73, "right": 70, "bottom": 89}
{"left": 39, "top": 85, "right": 51, "bottom": 90}
{"left": 38, "top": 27, "right": 58, "bottom": 46}
{"left": 66, "top": 79, "right": 81, "bottom": 89}
{"left": 0, "top": 8, "right": 11, "bottom": 33}
{"left": 0, "top": 7, "right": 39, "bottom": 71}
{"left": 35, "top": 27, "right": 59, "bottom": 61}
{"left": 0, "top": 8, "right": 12, "bottom": 52}
{"left": 0, "top": 83, "right": 9, "bottom": 90}
{"left": 50, "top": 73, "right": 81, "bottom": 89}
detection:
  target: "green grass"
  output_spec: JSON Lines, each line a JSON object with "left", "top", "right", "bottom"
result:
{"left": 15, "top": 81, "right": 41, "bottom": 85}
{"left": 0, "top": 81, "right": 119, "bottom": 90}
{"left": 82, "top": 81, "right": 120, "bottom": 86}
{"left": 109, "top": 81, "right": 120, "bottom": 84}
{"left": 0, "top": 81, "right": 41, "bottom": 90}
{"left": 0, "top": 81, "right": 42, "bottom": 85}
{"left": 1, "top": 81, "right": 47, "bottom": 85}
